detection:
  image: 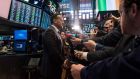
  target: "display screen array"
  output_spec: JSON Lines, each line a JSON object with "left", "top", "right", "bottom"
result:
{"left": 9, "top": 0, "right": 42, "bottom": 26}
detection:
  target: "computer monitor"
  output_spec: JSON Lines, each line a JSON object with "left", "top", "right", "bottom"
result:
{"left": 9, "top": 0, "right": 42, "bottom": 26}
{"left": 14, "top": 30, "right": 28, "bottom": 40}
{"left": 13, "top": 41, "right": 26, "bottom": 52}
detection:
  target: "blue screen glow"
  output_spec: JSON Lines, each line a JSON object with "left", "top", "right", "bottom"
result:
{"left": 14, "top": 30, "right": 27, "bottom": 40}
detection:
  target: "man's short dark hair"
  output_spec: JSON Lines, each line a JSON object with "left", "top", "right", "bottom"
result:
{"left": 52, "top": 14, "right": 61, "bottom": 20}
{"left": 123, "top": 0, "right": 140, "bottom": 13}
{"left": 51, "top": 14, "right": 61, "bottom": 23}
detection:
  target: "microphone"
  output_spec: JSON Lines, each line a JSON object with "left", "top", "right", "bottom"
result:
{"left": 66, "top": 34, "right": 73, "bottom": 39}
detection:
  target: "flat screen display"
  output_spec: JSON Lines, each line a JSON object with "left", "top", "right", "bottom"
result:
{"left": 13, "top": 41, "right": 26, "bottom": 52}
{"left": 0, "top": 0, "right": 11, "bottom": 18}
{"left": 14, "top": 30, "right": 27, "bottom": 40}
{"left": 9, "top": 0, "right": 42, "bottom": 26}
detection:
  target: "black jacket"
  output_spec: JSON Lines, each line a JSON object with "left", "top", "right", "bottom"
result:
{"left": 81, "top": 35, "right": 140, "bottom": 79}
{"left": 40, "top": 26, "right": 65, "bottom": 79}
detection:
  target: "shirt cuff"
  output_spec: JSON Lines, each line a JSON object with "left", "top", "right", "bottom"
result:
{"left": 82, "top": 52, "right": 88, "bottom": 61}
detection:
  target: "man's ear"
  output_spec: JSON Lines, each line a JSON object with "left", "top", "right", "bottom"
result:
{"left": 53, "top": 19, "right": 57, "bottom": 23}
{"left": 130, "top": 3, "right": 137, "bottom": 18}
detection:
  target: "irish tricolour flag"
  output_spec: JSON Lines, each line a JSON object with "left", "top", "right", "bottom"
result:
{"left": 96, "top": 0, "right": 120, "bottom": 11}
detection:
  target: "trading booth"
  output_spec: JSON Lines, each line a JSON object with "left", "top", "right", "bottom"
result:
{"left": 0, "top": 0, "right": 58, "bottom": 79}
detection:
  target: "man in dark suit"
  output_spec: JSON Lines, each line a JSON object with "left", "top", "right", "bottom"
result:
{"left": 40, "top": 14, "right": 65, "bottom": 79}
{"left": 71, "top": 0, "right": 140, "bottom": 79}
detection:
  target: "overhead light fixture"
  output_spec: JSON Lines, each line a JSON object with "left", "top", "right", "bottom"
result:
{"left": 72, "top": 24, "right": 82, "bottom": 33}
{"left": 34, "top": 1, "right": 38, "bottom": 4}
{"left": 24, "top": 0, "right": 29, "bottom": 2}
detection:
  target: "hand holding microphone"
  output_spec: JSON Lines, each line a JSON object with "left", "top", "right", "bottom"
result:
{"left": 83, "top": 40, "right": 96, "bottom": 50}
{"left": 74, "top": 50, "right": 88, "bottom": 60}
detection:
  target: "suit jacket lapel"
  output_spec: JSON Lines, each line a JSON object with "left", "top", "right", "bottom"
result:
{"left": 50, "top": 26, "right": 63, "bottom": 52}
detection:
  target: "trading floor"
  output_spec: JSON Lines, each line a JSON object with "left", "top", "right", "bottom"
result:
{"left": 0, "top": 0, "right": 140, "bottom": 79}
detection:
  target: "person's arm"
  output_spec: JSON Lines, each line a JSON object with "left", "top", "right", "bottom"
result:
{"left": 92, "top": 26, "right": 122, "bottom": 47}
{"left": 87, "top": 46, "right": 115, "bottom": 62}
{"left": 95, "top": 43, "right": 105, "bottom": 50}
{"left": 72, "top": 26, "right": 122, "bottom": 47}
{"left": 80, "top": 47, "right": 140, "bottom": 79}
{"left": 75, "top": 46, "right": 115, "bottom": 62}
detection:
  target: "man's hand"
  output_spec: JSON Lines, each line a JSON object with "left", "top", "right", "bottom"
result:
{"left": 71, "top": 64, "right": 85, "bottom": 79}
{"left": 74, "top": 51, "right": 88, "bottom": 60}
{"left": 83, "top": 40, "right": 96, "bottom": 50}
{"left": 71, "top": 37, "right": 82, "bottom": 45}
{"left": 63, "top": 59, "right": 70, "bottom": 69}
{"left": 74, "top": 51, "right": 84, "bottom": 60}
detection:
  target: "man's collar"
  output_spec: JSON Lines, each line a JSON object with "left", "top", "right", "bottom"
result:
{"left": 52, "top": 25, "right": 59, "bottom": 33}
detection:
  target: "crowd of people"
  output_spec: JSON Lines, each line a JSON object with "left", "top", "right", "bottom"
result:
{"left": 40, "top": 0, "right": 140, "bottom": 79}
